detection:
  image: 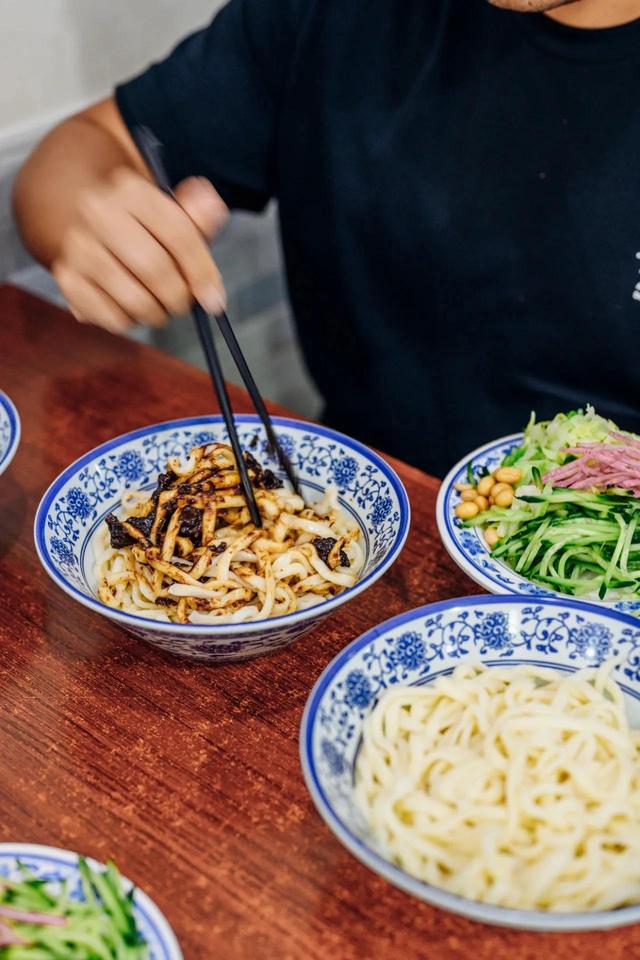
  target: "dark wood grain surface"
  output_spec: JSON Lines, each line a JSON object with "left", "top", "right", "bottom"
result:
{"left": 1, "top": 283, "right": 638, "bottom": 959}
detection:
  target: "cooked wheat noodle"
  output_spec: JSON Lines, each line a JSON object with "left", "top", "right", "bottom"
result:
{"left": 355, "top": 662, "right": 640, "bottom": 911}
{"left": 95, "top": 442, "right": 363, "bottom": 623}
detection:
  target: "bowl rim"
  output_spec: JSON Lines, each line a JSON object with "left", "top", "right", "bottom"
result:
{"left": 34, "top": 414, "right": 411, "bottom": 635}
{"left": 436, "top": 431, "right": 561, "bottom": 599}
{"left": 300, "top": 594, "right": 640, "bottom": 931}
{"left": 0, "top": 389, "right": 21, "bottom": 477}
{"left": 0, "top": 842, "right": 182, "bottom": 958}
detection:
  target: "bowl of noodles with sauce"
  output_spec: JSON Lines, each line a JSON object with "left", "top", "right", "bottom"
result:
{"left": 34, "top": 415, "right": 410, "bottom": 662}
{"left": 300, "top": 595, "right": 640, "bottom": 931}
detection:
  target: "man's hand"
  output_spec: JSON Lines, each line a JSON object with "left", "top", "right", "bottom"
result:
{"left": 52, "top": 170, "right": 228, "bottom": 334}
{"left": 13, "top": 96, "right": 229, "bottom": 334}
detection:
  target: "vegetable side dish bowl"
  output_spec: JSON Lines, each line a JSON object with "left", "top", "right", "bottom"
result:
{"left": 437, "top": 408, "right": 640, "bottom": 616}
{"left": 0, "top": 843, "right": 181, "bottom": 958}
{"left": 34, "top": 415, "right": 409, "bottom": 662}
{"left": 300, "top": 595, "right": 640, "bottom": 931}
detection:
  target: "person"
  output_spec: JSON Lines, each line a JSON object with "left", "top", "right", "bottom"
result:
{"left": 13, "top": 0, "right": 640, "bottom": 477}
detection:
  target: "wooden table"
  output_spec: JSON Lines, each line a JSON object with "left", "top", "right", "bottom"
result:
{"left": 0, "top": 283, "right": 637, "bottom": 960}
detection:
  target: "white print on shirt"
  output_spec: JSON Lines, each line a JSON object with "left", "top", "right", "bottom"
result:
{"left": 633, "top": 251, "right": 640, "bottom": 301}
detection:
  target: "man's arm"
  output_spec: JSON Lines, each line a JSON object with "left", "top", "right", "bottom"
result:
{"left": 13, "top": 97, "right": 227, "bottom": 333}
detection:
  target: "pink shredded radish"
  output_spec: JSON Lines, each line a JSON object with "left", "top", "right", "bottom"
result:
{"left": 543, "top": 432, "right": 640, "bottom": 495}
{"left": 0, "top": 920, "right": 28, "bottom": 945}
{"left": 0, "top": 904, "right": 67, "bottom": 926}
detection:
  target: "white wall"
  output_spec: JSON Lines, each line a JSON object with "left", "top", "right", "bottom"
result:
{"left": 0, "top": 0, "right": 224, "bottom": 141}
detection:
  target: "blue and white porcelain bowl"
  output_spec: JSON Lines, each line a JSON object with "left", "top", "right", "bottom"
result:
{"left": 34, "top": 415, "right": 409, "bottom": 662}
{"left": 0, "top": 390, "right": 20, "bottom": 477}
{"left": 300, "top": 595, "right": 640, "bottom": 931}
{"left": 0, "top": 843, "right": 182, "bottom": 957}
{"left": 436, "top": 433, "right": 640, "bottom": 617}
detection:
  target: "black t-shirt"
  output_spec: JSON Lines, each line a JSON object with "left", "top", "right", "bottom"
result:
{"left": 116, "top": 0, "right": 640, "bottom": 477}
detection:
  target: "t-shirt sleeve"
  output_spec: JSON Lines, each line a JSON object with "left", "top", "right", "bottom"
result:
{"left": 115, "top": 0, "right": 306, "bottom": 211}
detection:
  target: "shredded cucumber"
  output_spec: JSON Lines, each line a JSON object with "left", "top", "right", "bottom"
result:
{"left": 466, "top": 486, "right": 640, "bottom": 599}
{"left": 464, "top": 407, "right": 640, "bottom": 602}
{"left": 0, "top": 859, "right": 148, "bottom": 959}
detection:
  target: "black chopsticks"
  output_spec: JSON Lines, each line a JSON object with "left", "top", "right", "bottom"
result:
{"left": 191, "top": 301, "right": 262, "bottom": 526}
{"left": 213, "top": 309, "right": 299, "bottom": 495}
{"left": 133, "top": 126, "right": 301, "bottom": 528}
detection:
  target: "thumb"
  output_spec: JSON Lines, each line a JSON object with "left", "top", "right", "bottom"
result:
{"left": 174, "top": 176, "right": 229, "bottom": 239}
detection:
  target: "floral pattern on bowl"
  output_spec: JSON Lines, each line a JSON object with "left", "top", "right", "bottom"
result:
{"left": 0, "top": 843, "right": 182, "bottom": 958}
{"left": 34, "top": 415, "right": 410, "bottom": 662}
{"left": 436, "top": 433, "right": 640, "bottom": 616}
{"left": 0, "top": 390, "right": 20, "bottom": 476}
{"left": 300, "top": 595, "right": 640, "bottom": 932}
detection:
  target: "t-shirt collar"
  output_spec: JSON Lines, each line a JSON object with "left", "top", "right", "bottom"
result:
{"left": 521, "top": 10, "right": 640, "bottom": 62}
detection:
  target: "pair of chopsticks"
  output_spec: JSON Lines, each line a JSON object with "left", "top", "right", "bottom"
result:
{"left": 133, "top": 126, "right": 300, "bottom": 528}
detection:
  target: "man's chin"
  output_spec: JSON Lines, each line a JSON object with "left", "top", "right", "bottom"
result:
{"left": 488, "top": 0, "right": 576, "bottom": 10}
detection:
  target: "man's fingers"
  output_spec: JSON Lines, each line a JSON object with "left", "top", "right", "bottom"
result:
{"left": 64, "top": 228, "right": 169, "bottom": 326}
{"left": 58, "top": 167, "right": 228, "bottom": 332}
{"left": 53, "top": 263, "right": 132, "bottom": 334}
{"left": 77, "top": 194, "right": 194, "bottom": 316}
{"left": 109, "top": 171, "right": 226, "bottom": 313}
{"left": 174, "top": 176, "right": 229, "bottom": 238}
